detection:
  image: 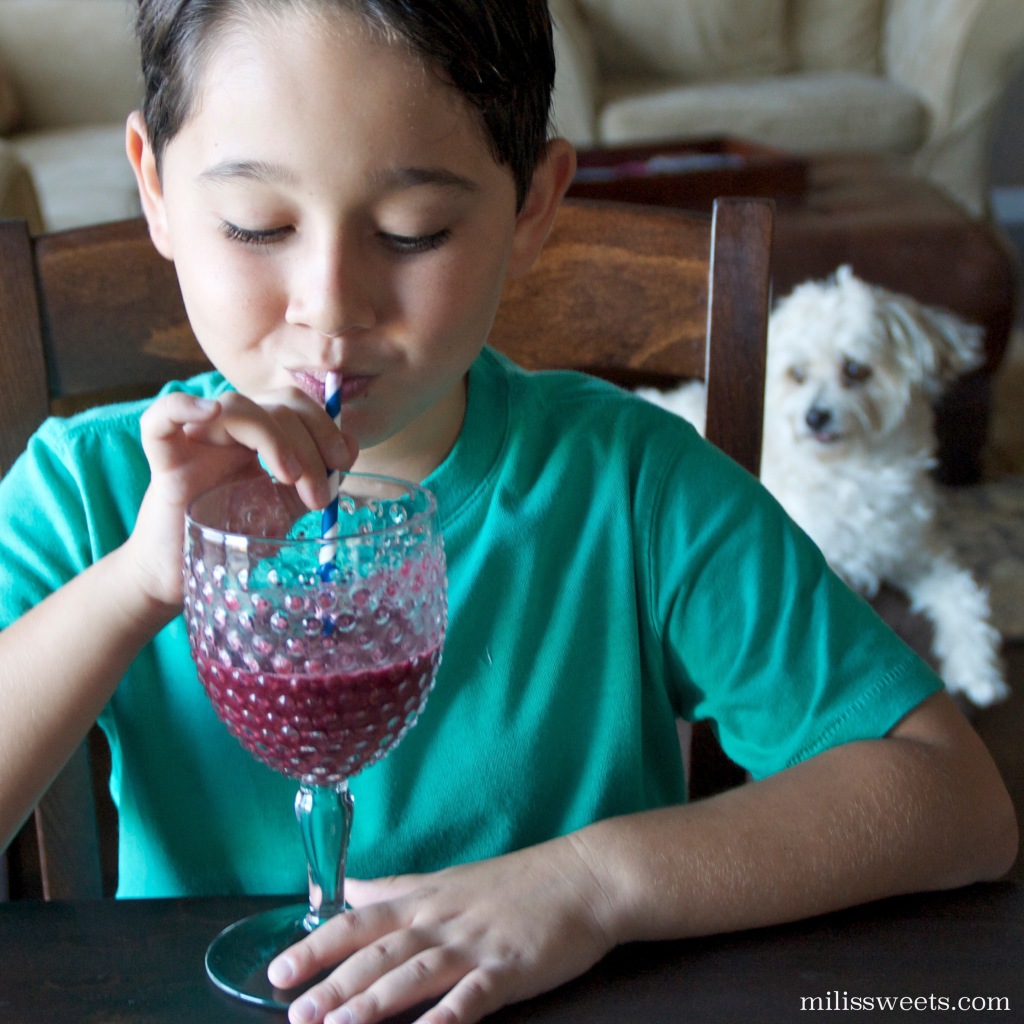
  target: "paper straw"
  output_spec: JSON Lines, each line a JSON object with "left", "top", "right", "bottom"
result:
{"left": 320, "top": 371, "right": 342, "bottom": 575}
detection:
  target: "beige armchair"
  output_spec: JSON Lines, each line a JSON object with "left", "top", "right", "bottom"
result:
{"left": 0, "top": 0, "right": 141, "bottom": 232}
{"left": 551, "top": 0, "right": 1024, "bottom": 217}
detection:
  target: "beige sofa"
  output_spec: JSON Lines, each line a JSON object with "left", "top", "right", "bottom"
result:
{"left": 2, "top": 0, "right": 1024, "bottom": 230}
{"left": 551, "top": 0, "right": 1024, "bottom": 216}
{"left": 0, "top": 0, "right": 141, "bottom": 233}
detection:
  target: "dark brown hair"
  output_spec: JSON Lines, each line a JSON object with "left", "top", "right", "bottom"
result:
{"left": 135, "top": 0, "right": 556, "bottom": 209}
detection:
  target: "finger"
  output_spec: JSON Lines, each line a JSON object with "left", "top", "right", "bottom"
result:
{"left": 323, "top": 927, "right": 434, "bottom": 996}
{"left": 285, "top": 933, "right": 454, "bottom": 1024}
{"left": 191, "top": 393, "right": 331, "bottom": 503}
{"left": 318, "top": 946, "right": 473, "bottom": 1024}
{"left": 139, "top": 393, "right": 221, "bottom": 462}
{"left": 416, "top": 967, "right": 508, "bottom": 1024}
{"left": 138, "top": 395, "right": 241, "bottom": 483}
{"left": 290, "top": 400, "right": 359, "bottom": 472}
{"left": 260, "top": 406, "right": 334, "bottom": 507}
{"left": 141, "top": 392, "right": 221, "bottom": 435}
{"left": 227, "top": 394, "right": 356, "bottom": 508}
{"left": 255, "top": 388, "right": 358, "bottom": 472}
{"left": 143, "top": 391, "right": 306, "bottom": 486}
{"left": 269, "top": 901, "right": 403, "bottom": 988}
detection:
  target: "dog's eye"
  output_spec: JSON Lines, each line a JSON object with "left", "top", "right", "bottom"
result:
{"left": 842, "top": 358, "right": 872, "bottom": 383}
{"left": 787, "top": 366, "right": 806, "bottom": 384}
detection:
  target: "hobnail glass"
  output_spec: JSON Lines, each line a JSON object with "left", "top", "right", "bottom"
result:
{"left": 183, "top": 472, "right": 446, "bottom": 1007}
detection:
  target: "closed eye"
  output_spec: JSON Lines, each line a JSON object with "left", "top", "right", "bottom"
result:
{"left": 379, "top": 228, "right": 451, "bottom": 255}
{"left": 220, "top": 221, "right": 292, "bottom": 247}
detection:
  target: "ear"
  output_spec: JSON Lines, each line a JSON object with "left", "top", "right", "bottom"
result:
{"left": 126, "top": 109, "right": 174, "bottom": 260}
{"left": 920, "top": 304, "right": 985, "bottom": 381}
{"left": 882, "top": 296, "right": 984, "bottom": 399}
{"left": 508, "top": 138, "right": 577, "bottom": 279}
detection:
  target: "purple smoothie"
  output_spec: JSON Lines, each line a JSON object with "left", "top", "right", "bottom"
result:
{"left": 197, "top": 645, "right": 440, "bottom": 784}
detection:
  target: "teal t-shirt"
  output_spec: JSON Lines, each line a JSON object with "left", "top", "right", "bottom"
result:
{"left": 0, "top": 347, "right": 941, "bottom": 897}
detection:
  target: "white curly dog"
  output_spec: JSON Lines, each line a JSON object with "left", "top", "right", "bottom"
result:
{"left": 638, "top": 265, "right": 1008, "bottom": 707}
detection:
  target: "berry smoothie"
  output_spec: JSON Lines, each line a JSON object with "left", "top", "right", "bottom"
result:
{"left": 196, "top": 645, "right": 440, "bottom": 785}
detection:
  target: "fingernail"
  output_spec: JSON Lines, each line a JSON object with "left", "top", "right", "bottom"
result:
{"left": 329, "top": 434, "right": 351, "bottom": 465}
{"left": 325, "top": 1009, "right": 354, "bottom": 1024}
{"left": 290, "top": 994, "right": 317, "bottom": 1024}
{"left": 267, "top": 955, "right": 294, "bottom": 986}
{"left": 311, "top": 479, "right": 331, "bottom": 509}
{"left": 283, "top": 453, "right": 303, "bottom": 479}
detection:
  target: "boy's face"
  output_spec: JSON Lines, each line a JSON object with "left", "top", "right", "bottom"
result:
{"left": 128, "top": 9, "right": 568, "bottom": 479}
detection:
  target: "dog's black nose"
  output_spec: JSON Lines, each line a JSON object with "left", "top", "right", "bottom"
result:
{"left": 805, "top": 407, "right": 831, "bottom": 431}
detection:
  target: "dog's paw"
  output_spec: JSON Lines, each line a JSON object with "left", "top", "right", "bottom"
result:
{"left": 943, "top": 669, "right": 1011, "bottom": 708}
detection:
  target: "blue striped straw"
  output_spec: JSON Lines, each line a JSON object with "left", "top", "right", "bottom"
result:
{"left": 320, "top": 371, "right": 342, "bottom": 576}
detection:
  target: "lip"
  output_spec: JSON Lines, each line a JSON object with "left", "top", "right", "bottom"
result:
{"left": 811, "top": 430, "right": 842, "bottom": 445}
{"left": 290, "top": 370, "right": 373, "bottom": 406}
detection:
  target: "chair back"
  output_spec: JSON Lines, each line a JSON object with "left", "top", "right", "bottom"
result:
{"left": 0, "top": 195, "right": 772, "bottom": 898}
{"left": 490, "top": 197, "right": 772, "bottom": 476}
{"left": 0, "top": 217, "right": 208, "bottom": 475}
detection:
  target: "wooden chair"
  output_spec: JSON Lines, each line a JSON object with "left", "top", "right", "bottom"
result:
{"left": 491, "top": 197, "right": 772, "bottom": 477}
{"left": 0, "top": 196, "right": 773, "bottom": 899}
{"left": 0, "top": 218, "right": 211, "bottom": 901}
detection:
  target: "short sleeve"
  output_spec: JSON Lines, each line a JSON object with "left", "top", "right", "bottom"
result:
{"left": 0, "top": 426, "right": 94, "bottom": 625}
{"left": 0, "top": 411, "right": 152, "bottom": 630}
{"left": 644, "top": 434, "right": 942, "bottom": 780}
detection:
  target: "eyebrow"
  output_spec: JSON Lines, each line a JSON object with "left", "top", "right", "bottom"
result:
{"left": 198, "top": 159, "right": 297, "bottom": 186}
{"left": 198, "top": 161, "right": 478, "bottom": 195}
{"left": 369, "top": 166, "right": 479, "bottom": 195}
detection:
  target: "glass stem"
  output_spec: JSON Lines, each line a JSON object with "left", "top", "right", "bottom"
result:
{"left": 295, "top": 781, "right": 354, "bottom": 931}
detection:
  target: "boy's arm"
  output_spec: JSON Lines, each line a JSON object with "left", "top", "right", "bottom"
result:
{"left": 0, "top": 545, "right": 175, "bottom": 851}
{"left": 0, "top": 389, "right": 357, "bottom": 852}
{"left": 272, "top": 692, "right": 1018, "bottom": 1024}
{"left": 582, "top": 692, "right": 1017, "bottom": 942}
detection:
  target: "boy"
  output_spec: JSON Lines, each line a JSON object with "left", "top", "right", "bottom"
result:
{"left": 0, "top": 3, "right": 1015, "bottom": 1023}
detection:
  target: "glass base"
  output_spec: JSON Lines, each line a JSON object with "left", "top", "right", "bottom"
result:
{"left": 205, "top": 902, "right": 324, "bottom": 1008}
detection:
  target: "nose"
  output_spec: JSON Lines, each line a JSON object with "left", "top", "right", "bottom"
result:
{"left": 805, "top": 406, "right": 831, "bottom": 431}
{"left": 285, "top": 234, "right": 376, "bottom": 338}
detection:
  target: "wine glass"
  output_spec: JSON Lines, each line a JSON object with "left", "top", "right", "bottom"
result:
{"left": 182, "top": 472, "right": 447, "bottom": 1007}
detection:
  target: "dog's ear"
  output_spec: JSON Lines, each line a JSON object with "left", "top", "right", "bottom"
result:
{"left": 878, "top": 294, "right": 984, "bottom": 400}
{"left": 832, "top": 264, "right": 856, "bottom": 288}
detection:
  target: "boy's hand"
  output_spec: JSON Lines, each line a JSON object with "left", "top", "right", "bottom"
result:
{"left": 128, "top": 388, "right": 357, "bottom": 609}
{"left": 268, "top": 836, "right": 617, "bottom": 1024}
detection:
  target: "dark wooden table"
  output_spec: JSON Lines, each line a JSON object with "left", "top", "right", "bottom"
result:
{"left": 0, "top": 882, "right": 1020, "bottom": 1022}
